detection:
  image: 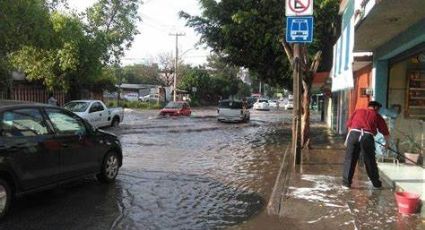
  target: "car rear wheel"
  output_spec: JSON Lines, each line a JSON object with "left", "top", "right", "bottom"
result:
{"left": 97, "top": 151, "right": 120, "bottom": 183}
{"left": 111, "top": 117, "right": 120, "bottom": 127}
{"left": 0, "top": 179, "right": 12, "bottom": 219}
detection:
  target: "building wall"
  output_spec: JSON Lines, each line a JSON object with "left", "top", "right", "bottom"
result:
{"left": 349, "top": 65, "right": 372, "bottom": 115}
{"left": 324, "top": 96, "right": 333, "bottom": 128}
{"left": 372, "top": 19, "right": 425, "bottom": 153}
{"left": 388, "top": 58, "right": 425, "bottom": 152}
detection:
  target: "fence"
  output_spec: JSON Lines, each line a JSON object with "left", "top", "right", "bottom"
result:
{"left": 0, "top": 85, "right": 102, "bottom": 105}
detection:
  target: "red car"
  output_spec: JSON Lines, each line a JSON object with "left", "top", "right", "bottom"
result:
{"left": 159, "top": 101, "right": 192, "bottom": 116}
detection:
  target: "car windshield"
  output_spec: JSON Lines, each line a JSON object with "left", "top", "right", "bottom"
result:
{"left": 64, "top": 102, "right": 90, "bottom": 112}
{"left": 219, "top": 101, "right": 243, "bottom": 109}
{"left": 165, "top": 102, "right": 183, "bottom": 109}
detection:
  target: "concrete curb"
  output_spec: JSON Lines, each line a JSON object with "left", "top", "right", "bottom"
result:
{"left": 267, "top": 144, "right": 293, "bottom": 216}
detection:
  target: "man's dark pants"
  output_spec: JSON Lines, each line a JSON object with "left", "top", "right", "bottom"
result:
{"left": 343, "top": 131, "right": 381, "bottom": 187}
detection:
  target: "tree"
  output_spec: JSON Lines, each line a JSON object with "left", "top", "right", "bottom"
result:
{"left": 9, "top": 12, "right": 86, "bottom": 91}
{"left": 0, "top": 0, "right": 53, "bottom": 91}
{"left": 85, "top": 0, "right": 142, "bottom": 65}
{"left": 282, "top": 0, "right": 340, "bottom": 148}
{"left": 122, "top": 63, "right": 163, "bottom": 85}
{"left": 178, "top": 55, "right": 252, "bottom": 105}
{"left": 181, "top": 0, "right": 340, "bottom": 148}
{"left": 6, "top": 0, "right": 142, "bottom": 99}
{"left": 178, "top": 67, "right": 212, "bottom": 104}
{"left": 206, "top": 53, "right": 249, "bottom": 99}
{"left": 180, "top": 0, "right": 292, "bottom": 89}
{"left": 157, "top": 52, "right": 175, "bottom": 86}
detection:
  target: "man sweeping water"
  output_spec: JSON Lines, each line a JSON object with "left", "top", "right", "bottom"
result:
{"left": 342, "top": 101, "right": 390, "bottom": 188}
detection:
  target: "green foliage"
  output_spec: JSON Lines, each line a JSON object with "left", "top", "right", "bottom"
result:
{"left": 178, "top": 63, "right": 251, "bottom": 105}
{"left": 122, "top": 64, "right": 163, "bottom": 85}
{"left": 180, "top": 0, "right": 290, "bottom": 88}
{"left": 0, "top": 0, "right": 53, "bottom": 54}
{"left": 180, "top": 0, "right": 340, "bottom": 89}
{"left": 86, "top": 0, "right": 141, "bottom": 65}
{"left": 119, "top": 100, "right": 162, "bottom": 110}
{"left": 310, "top": 0, "right": 341, "bottom": 71}
{"left": 107, "top": 99, "right": 162, "bottom": 109}
{"left": 400, "top": 133, "right": 423, "bottom": 153}
{"left": 0, "top": 0, "right": 53, "bottom": 90}
{"left": 1, "top": 0, "right": 141, "bottom": 96}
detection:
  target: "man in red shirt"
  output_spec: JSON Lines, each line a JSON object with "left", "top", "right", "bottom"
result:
{"left": 343, "top": 101, "right": 390, "bottom": 188}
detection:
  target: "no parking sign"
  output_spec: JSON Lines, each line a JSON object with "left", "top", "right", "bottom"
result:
{"left": 285, "top": 0, "right": 313, "bottom": 16}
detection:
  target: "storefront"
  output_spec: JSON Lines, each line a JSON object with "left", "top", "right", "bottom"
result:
{"left": 387, "top": 46, "right": 425, "bottom": 152}
{"left": 353, "top": 0, "right": 425, "bottom": 157}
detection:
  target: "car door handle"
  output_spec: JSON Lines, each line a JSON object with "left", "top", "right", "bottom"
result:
{"left": 99, "top": 114, "right": 102, "bottom": 116}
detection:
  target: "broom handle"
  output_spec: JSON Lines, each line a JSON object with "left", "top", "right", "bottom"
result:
{"left": 375, "top": 141, "right": 425, "bottom": 169}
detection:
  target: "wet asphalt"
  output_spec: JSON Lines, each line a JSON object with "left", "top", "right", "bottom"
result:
{"left": 2, "top": 108, "right": 424, "bottom": 230}
{"left": 0, "top": 108, "right": 291, "bottom": 230}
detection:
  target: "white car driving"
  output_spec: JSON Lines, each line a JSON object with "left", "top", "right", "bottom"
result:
{"left": 284, "top": 99, "right": 294, "bottom": 110}
{"left": 253, "top": 99, "right": 270, "bottom": 111}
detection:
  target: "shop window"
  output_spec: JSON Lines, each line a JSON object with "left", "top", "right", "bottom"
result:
{"left": 406, "top": 70, "right": 425, "bottom": 118}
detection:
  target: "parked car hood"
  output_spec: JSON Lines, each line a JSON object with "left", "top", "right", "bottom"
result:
{"left": 97, "top": 128, "right": 118, "bottom": 139}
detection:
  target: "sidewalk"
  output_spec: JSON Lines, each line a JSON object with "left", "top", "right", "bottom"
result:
{"left": 269, "top": 123, "right": 425, "bottom": 229}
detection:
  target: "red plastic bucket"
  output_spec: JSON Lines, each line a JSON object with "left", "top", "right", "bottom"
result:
{"left": 395, "top": 192, "right": 421, "bottom": 214}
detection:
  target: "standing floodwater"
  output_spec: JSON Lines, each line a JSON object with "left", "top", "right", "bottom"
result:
{"left": 0, "top": 108, "right": 292, "bottom": 229}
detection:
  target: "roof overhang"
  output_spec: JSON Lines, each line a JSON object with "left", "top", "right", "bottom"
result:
{"left": 353, "top": 52, "right": 373, "bottom": 71}
{"left": 355, "top": 0, "right": 425, "bottom": 52}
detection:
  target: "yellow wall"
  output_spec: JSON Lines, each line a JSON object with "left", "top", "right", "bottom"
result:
{"left": 388, "top": 59, "right": 424, "bottom": 153}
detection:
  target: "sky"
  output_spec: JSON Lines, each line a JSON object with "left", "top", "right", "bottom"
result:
{"left": 67, "top": 0, "right": 211, "bottom": 66}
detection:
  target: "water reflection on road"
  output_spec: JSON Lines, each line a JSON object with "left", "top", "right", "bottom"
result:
{"left": 114, "top": 109, "right": 290, "bottom": 229}
{"left": 0, "top": 108, "right": 291, "bottom": 229}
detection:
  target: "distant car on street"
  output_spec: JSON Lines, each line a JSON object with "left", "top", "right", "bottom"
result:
{"left": 64, "top": 100, "right": 124, "bottom": 128}
{"left": 159, "top": 101, "right": 191, "bottom": 116}
{"left": 253, "top": 99, "right": 270, "bottom": 111}
{"left": 139, "top": 94, "right": 159, "bottom": 102}
{"left": 284, "top": 98, "right": 294, "bottom": 110}
{"left": 0, "top": 100, "right": 123, "bottom": 218}
{"left": 217, "top": 99, "right": 250, "bottom": 123}
{"left": 269, "top": 100, "right": 279, "bottom": 109}
{"left": 123, "top": 93, "right": 139, "bottom": 102}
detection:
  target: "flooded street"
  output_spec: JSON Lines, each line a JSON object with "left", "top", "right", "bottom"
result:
{"left": 0, "top": 108, "right": 292, "bottom": 229}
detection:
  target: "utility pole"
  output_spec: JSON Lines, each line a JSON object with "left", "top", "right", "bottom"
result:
{"left": 169, "top": 32, "right": 185, "bottom": 102}
{"left": 259, "top": 81, "right": 262, "bottom": 95}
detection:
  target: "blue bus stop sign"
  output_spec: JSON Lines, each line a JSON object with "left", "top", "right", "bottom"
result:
{"left": 286, "top": 16, "right": 314, "bottom": 43}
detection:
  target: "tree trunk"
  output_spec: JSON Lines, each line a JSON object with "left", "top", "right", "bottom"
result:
{"left": 282, "top": 42, "right": 321, "bottom": 151}
{"left": 300, "top": 50, "right": 321, "bottom": 149}
{"left": 301, "top": 74, "right": 313, "bottom": 149}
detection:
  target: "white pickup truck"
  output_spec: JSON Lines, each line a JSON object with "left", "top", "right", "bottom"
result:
{"left": 64, "top": 100, "right": 124, "bottom": 128}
